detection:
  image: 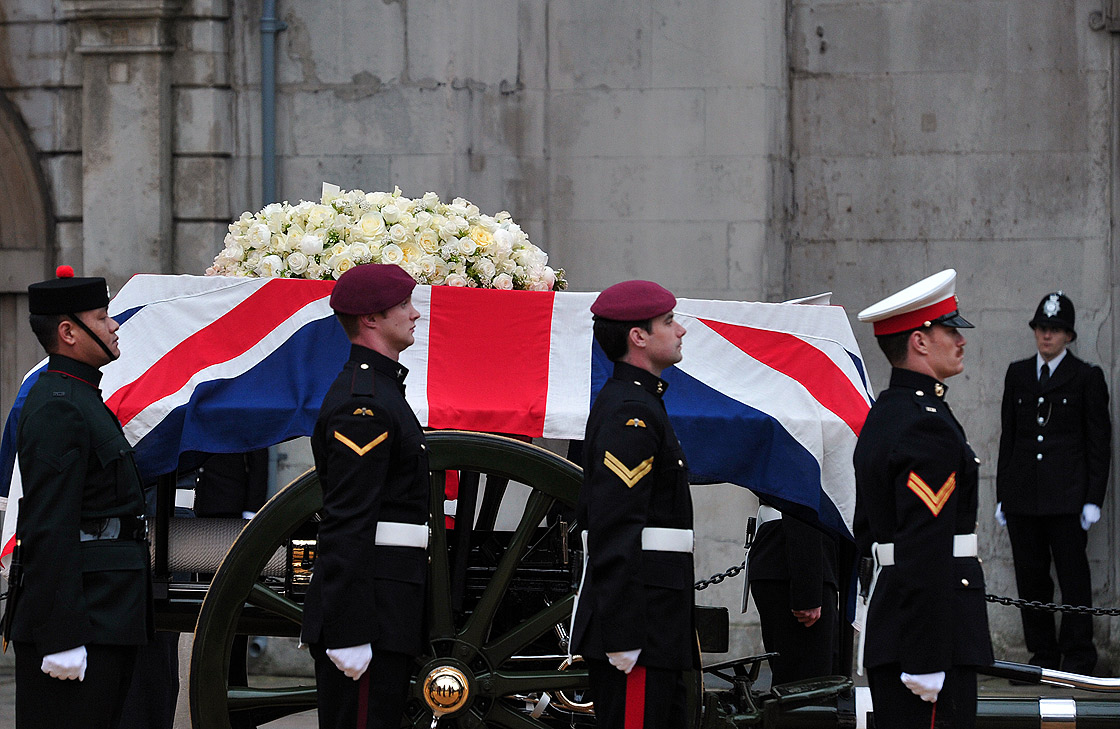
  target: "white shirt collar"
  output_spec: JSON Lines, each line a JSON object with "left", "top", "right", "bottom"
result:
{"left": 1037, "top": 348, "right": 1068, "bottom": 378}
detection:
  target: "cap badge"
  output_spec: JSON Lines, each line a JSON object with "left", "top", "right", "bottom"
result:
{"left": 1043, "top": 294, "right": 1061, "bottom": 318}
{"left": 934, "top": 383, "right": 945, "bottom": 398}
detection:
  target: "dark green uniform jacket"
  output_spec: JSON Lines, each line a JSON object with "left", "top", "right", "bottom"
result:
{"left": 853, "top": 368, "right": 992, "bottom": 673}
{"left": 572, "top": 361, "right": 697, "bottom": 670}
{"left": 12, "top": 355, "right": 152, "bottom": 654}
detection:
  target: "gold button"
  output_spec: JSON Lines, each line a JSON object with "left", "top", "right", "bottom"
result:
{"left": 961, "top": 579, "right": 969, "bottom": 587}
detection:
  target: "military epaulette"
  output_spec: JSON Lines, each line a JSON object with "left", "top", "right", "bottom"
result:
{"left": 350, "top": 362, "right": 376, "bottom": 396}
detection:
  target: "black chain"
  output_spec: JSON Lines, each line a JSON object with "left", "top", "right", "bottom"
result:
{"left": 985, "top": 593, "right": 1120, "bottom": 616}
{"left": 695, "top": 560, "right": 745, "bottom": 591}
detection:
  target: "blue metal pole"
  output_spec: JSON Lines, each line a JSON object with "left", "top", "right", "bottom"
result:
{"left": 260, "top": 0, "right": 285, "bottom": 205}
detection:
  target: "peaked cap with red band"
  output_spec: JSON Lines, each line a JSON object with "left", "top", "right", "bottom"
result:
{"left": 858, "top": 269, "right": 973, "bottom": 336}
{"left": 330, "top": 263, "right": 416, "bottom": 315}
{"left": 590, "top": 280, "right": 676, "bottom": 321}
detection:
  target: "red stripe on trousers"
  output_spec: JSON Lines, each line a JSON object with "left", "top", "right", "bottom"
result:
{"left": 356, "top": 669, "right": 370, "bottom": 729}
{"left": 426, "top": 287, "right": 554, "bottom": 437}
{"left": 624, "top": 666, "right": 646, "bottom": 729}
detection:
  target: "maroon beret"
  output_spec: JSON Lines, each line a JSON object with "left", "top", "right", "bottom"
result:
{"left": 590, "top": 280, "right": 677, "bottom": 321}
{"left": 330, "top": 264, "right": 417, "bottom": 315}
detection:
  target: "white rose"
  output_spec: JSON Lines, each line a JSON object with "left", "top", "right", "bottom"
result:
{"left": 256, "top": 254, "right": 285, "bottom": 277}
{"left": 332, "top": 257, "right": 355, "bottom": 278}
{"left": 473, "top": 257, "right": 496, "bottom": 281}
{"left": 349, "top": 242, "right": 372, "bottom": 263}
{"left": 247, "top": 223, "right": 271, "bottom": 249}
{"left": 357, "top": 212, "right": 386, "bottom": 239}
{"left": 421, "top": 192, "right": 440, "bottom": 209}
{"left": 456, "top": 237, "right": 478, "bottom": 256}
{"left": 286, "top": 252, "right": 310, "bottom": 274}
{"left": 298, "top": 233, "right": 325, "bottom": 256}
{"left": 542, "top": 266, "right": 557, "bottom": 289}
{"left": 389, "top": 223, "right": 409, "bottom": 245}
{"left": 381, "top": 244, "right": 405, "bottom": 265}
{"left": 418, "top": 228, "right": 440, "bottom": 253}
{"left": 445, "top": 273, "right": 468, "bottom": 287}
{"left": 225, "top": 243, "right": 247, "bottom": 261}
{"left": 492, "top": 229, "right": 514, "bottom": 257}
{"left": 528, "top": 279, "right": 551, "bottom": 292}
{"left": 305, "top": 204, "right": 336, "bottom": 229}
{"left": 492, "top": 273, "right": 514, "bottom": 290}
{"left": 438, "top": 222, "right": 460, "bottom": 242}
{"left": 415, "top": 211, "right": 433, "bottom": 228}
{"left": 306, "top": 261, "right": 326, "bottom": 279}
{"left": 381, "top": 204, "right": 402, "bottom": 224}
{"left": 440, "top": 240, "right": 460, "bottom": 259}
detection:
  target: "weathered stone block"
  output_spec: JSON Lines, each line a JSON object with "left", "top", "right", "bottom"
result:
{"left": 55, "top": 221, "right": 84, "bottom": 271}
{"left": 1007, "top": 0, "right": 1103, "bottom": 73}
{"left": 651, "top": 0, "right": 775, "bottom": 88}
{"left": 705, "top": 86, "right": 781, "bottom": 157}
{"left": 43, "top": 152, "right": 82, "bottom": 218}
{"left": 445, "top": 87, "right": 545, "bottom": 158}
{"left": 174, "top": 87, "right": 233, "bottom": 154}
{"left": 174, "top": 220, "right": 227, "bottom": 275}
{"left": 279, "top": 154, "right": 392, "bottom": 203}
{"left": 552, "top": 155, "right": 769, "bottom": 222}
{"left": 793, "top": 76, "right": 892, "bottom": 157}
{"left": 272, "top": 2, "right": 406, "bottom": 86}
{"left": 384, "top": 154, "right": 457, "bottom": 201}
{"left": 405, "top": 0, "right": 521, "bottom": 85}
{"left": 181, "top": 0, "right": 230, "bottom": 19}
{"left": 0, "top": 20, "right": 66, "bottom": 87}
{"left": 729, "top": 221, "right": 767, "bottom": 300}
{"left": 548, "top": 0, "right": 652, "bottom": 90}
{"left": 173, "top": 18, "right": 229, "bottom": 86}
{"left": 174, "top": 155, "right": 231, "bottom": 219}
{"left": 549, "top": 88, "right": 704, "bottom": 158}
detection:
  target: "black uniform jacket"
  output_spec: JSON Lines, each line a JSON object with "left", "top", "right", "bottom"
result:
{"left": 996, "top": 353, "right": 1111, "bottom": 515}
{"left": 12, "top": 355, "right": 152, "bottom": 654}
{"left": 301, "top": 345, "right": 429, "bottom": 656}
{"left": 572, "top": 361, "right": 696, "bottom": 670}
{"left": 748, "top": 514, "right": 838, "bottom": 610}
{"left": 853, "top": 368, "right": 992, "bottom": 673}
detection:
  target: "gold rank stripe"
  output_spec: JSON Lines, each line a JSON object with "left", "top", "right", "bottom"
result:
{"left": 603, "top": 451, "right": 654, "bottom": 488}
{"left": 334, "top": 430, "right": 388, "bottom": 456}
{"left": 906, "top": 471, "right": 956, "bottom": 516}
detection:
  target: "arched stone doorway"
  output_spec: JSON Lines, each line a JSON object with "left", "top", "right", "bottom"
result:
{"left": 0, "top": 91, "right": 53, "bottom": 419}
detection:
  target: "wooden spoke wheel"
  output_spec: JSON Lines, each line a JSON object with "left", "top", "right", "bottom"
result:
{"left": 190, "top": 431, "right": 704, "bottom": 728}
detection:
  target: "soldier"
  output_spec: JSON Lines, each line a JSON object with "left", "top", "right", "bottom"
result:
{"left": 853, "top": 270, "right": 992, "bottom": 728}
{"left": 8, "top": 266, "right": 153, "bottom": 729}
{"left": 571, "top": 280, "right": 696, "bottom": 729}
{"left": 995, "top": 292, "right": 1110, "bottom": 674}
{"left": 300, "top": 264, "right": 428, "bottom": 729}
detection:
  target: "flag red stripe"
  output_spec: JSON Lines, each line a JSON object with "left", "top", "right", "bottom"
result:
{"left": 106, "top": 279, "right": 335, "bottom": 426}
{"left": 624, "top": 665, "right": 646, "bottom": 729}
{"left": 700, "top": 319, "right": 867, "bottom": 435}
{"left": 425, "top": 287, "right": 554, "bottom": 437}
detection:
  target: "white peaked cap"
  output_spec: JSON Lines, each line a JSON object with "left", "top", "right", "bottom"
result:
{"left": 858, "top": 269, "right": 972, "bottom": 335}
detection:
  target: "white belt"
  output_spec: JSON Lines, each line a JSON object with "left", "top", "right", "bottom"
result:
{"left": 757, "top": 505, "right": 783, "bottom": 524}
{"left": 641, "top": 527, "right": 694, "bottom": 553}
{"left": 856, "top": 533, "right": 979, "bottom": 675}
{"left": 374, "top": 521, "right": 429, "bottom": 548}
{"left": 873, "top": 533, "right": 978, "bottom": 566}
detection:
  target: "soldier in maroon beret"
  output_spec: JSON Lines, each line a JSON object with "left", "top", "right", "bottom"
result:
{"left": 572, "top": 280, "right": 697, "bottom": 729}
{"left": 302, "top": 264, "right": 429, "bottom": 729}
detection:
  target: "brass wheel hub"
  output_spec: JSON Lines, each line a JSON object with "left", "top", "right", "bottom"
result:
{"left": 423, "top": 665, "right": 471, "bottom": 716}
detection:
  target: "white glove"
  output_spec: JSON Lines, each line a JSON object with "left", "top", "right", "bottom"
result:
{"left": 900, "top": 671, "right": 945, "bottom": 703}
{"left": 994, "top": 502, "right": 1006, "bottom": 527}
{"left": 41, "top": 645, "right": 87, "bottom": 681}
{"left": 607, "top": 649, "right": 642, "bottom": 674}
{"left": 326, "top": 643, "right": 372, "bottom": 680}
{"left": 1081, "top": 503, "right": 1101, "bottom": 531}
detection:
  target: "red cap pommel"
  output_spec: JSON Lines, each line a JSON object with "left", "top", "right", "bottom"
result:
{"left": 56, "top": 265, "right": 75, "bottom": 278}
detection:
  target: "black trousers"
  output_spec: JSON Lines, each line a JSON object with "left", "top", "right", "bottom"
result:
{"left": 751, "top": 580, "right": 838, "bottom": 685}
{"left": 867, "top": 663, "right": 977, "bottom": 729}
{"left": 1005, "top": 513, "right": 1096, "bottom": 673}
{"left": 586, "top": 657, "right": 688, "bottom": 729}
{"left": 311, "top": 645, "right": 412, "bottom": 729}
{"left": 14, "top": 642, "right": 138, "bottom": 729}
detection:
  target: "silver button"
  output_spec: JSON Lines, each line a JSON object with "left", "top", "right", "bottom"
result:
{"left": 961, "top": 579, "right": 970, "bottom": 587}
{"left": 1062, "top": 398, "right": 1068, "bottom": 404}
{"left": 1038, "top": 396, "right": 1044, "bottom": 404}
{"left": 420, "top": 444, "right": 426, "bottom": 450}
{"left": 360, "top": 363, "right": 369, "bottom": 370}
{"left": 1037, "top": 417, "right": 1045, "bottom": 425}
{"left": 916, "top": 390, "right": 924, "bottom": 396}
{"left": 1037, "top": 435, "right": 1044, "bottom": 442}
{"left": 678, "top": 459, "right": 684, "bottom": 467}
{"left": 1037, "top": 453, "right": 1043, "bottom": 461}
{"left": 974, "top": 457, "right": 981, "bottom": 464}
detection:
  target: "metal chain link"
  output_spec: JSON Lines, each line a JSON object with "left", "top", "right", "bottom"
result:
{"left": 985, "top": 593, "right": 1120, "bottom": 616}
{"left": 694, "top": 560, "right": 745, "bottom": 591}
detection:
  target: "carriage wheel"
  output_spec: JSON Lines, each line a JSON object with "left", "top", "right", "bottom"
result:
{"left": 189, "top": 431, "right": 702, "bottom": 728}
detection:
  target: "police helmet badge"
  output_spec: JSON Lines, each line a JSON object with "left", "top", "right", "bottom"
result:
{"left": 1042, "top": 293, "right": 1061, "bottom": 318}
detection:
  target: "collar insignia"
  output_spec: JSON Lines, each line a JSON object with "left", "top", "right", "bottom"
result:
{"left": 934, "top": 383, "right": 945, "bottom": 398}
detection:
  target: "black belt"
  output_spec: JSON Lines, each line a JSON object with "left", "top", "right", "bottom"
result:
{"left": 79, "top": 516, "right": 147, "bottom": 542}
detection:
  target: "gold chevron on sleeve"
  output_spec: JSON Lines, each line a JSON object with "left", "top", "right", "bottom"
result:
{"left": 603, "top": 451, "right": 654, "bottom": 488}
{"left": 906, "top": 471, "right": 956, "bottom": 516}
{"left": 334, "top": 430, "right": 388, "bottom": 456}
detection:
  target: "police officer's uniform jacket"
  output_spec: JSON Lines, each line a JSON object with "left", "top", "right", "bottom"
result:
{"left": 11, "top": 354, "right": 152, "bottom": 653}
{"left": 301, "top": 344, "right": 429, "bottom": 656}
{"left": 997, "top": 352, "right": 1110, "bottom": 515}
{"left": 853, "top": 368, "right": 992, "bottom": 673}
{"left": 572, "top": 361, "right": 696, "bottom": 670}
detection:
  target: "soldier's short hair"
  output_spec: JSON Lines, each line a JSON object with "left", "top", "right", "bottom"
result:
{"left": 29, "top": 313, "right": 63, "bottom": 352}
{"left": 876, "top": 327, "right": 926, "bottom": 366}
{"left": 336, "top": 312, "right": 361, "bottom": 339}
{"left": 593, "top": 316, "right": 653, "bottom": 362}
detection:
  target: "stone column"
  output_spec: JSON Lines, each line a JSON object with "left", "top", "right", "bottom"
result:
{"left": 62, "top": 0, "right": 182, "bottom": 291}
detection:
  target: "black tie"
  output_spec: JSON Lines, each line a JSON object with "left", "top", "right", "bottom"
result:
{"left": 1040, "top": 362, "right": 1050, "bottom": 387}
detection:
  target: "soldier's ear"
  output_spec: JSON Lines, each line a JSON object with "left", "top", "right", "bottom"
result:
{"left": 628, "top": 325, "right": 648, "bottom": 350}
{"left": 56, "top": 318, "right": 79, "bottom": 347}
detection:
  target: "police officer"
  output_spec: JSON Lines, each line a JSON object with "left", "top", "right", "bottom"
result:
{"left": 571, "top": 280, "right": 696, "bottom": 729}
{"left": 9, "top": 266, "right": 152, "bottom": 729}
{"left": 300, "top": 263, "right": 428, "bottom": 729}
{"left": 995, "top": 292, "right": 1110, "bottom": 674}
{"left": 853, "top": 270, "right": 992, "bottom": 728}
